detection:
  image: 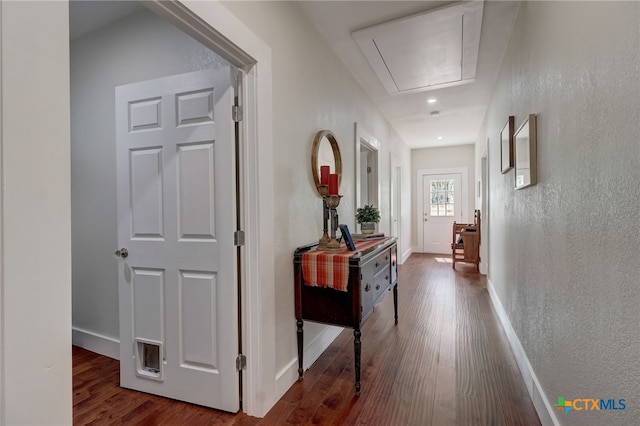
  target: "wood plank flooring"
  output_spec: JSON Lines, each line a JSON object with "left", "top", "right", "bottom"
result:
{"left": 73, "top": 254, "right": 540, "bottom": 425}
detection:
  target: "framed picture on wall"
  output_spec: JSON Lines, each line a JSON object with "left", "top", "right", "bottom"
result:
{"left": 514, "top": 114, "right": 537, "bottom": 189}
{"left": 500, "top": 116, "right": 515, "bottom": 173}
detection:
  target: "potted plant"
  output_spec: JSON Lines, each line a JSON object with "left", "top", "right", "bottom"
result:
{"left": 355, "top": 204, "right": 380, "bottom": 234}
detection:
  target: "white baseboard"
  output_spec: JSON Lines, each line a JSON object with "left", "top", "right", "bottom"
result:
{"left": 275, "top": 324, "right": 343, "bottom": 400}
{"left": 479, "top": 260, "right": 488, "bottom": 275}
{"left": 486, "top": 280, "right": 558, "bottom": 426}
{"left": 401, "top": 247, "right": 413, "bottom": 264}
{"left": 72, "top": 327, "right": 119, "bottom": 360}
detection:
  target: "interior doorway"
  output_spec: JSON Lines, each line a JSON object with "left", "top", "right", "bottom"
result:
{"left": 360, "top": 144, "right": 378, "bottom": 208}
{"left": 69, "top": 0, "right": 273, "bottom": 416}
{"left": 71, "top": 5, "right": 242, "bottom": 411}
{"left": 391, "top": 163, "right": 402, "bottom": 249}
{"left": 354, "top": 123, "right": 379, "bottom": 232}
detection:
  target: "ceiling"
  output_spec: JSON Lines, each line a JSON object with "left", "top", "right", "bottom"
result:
{"left": 69, "top": 1, "right": 519, "bottom": 150}
{"left": 69, "top": 1, "right": 143, "bottom": 40}
{"left": 298, "top": 1, "right": 520, "bottom": 149}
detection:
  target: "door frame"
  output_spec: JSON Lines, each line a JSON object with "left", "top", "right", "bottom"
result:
{"left": 416, "top": 167, "right": 468, "bottom": 253}
{"left": 113, "top": 1, "right": 275, "bottom": 417}
{"left": 390, "top": 158, "right": 402, "bottom": 249}
{"left": 481, "top": 145, "right": 489, "bottom": 275}
{"left": 0, "top": 3, "right": 4, "bottom": 421}
{"left": 354, "top": 122, "right": 380, "bottom": 223}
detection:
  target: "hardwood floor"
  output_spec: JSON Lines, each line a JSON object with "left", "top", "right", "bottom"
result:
{"left": 73, "top": 254, "right": 540, "bottom": 425}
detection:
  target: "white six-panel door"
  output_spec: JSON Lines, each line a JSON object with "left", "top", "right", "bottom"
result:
{"left": 115, "top": 68, "right": 238, "bottom": 411}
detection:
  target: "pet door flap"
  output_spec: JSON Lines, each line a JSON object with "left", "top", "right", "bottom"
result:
{"left": 135, "top": 338, "right": 164, "bottom": 381}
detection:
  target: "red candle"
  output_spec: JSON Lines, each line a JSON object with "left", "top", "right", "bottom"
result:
{"left": 328, "top": 173, "right": 339, "bottom": 195}
{"left": 320, "top": 165, "right": 330, "bottom": 185}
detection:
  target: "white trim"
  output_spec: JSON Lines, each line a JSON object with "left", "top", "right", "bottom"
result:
{"left": 3, "top": 3, "right": 71, "bottom": 422}
{"left": 390, "top": 161, "right": 402, "bottom": 250}
{"left": 401, "top": 247, "right": 413, "bottom": 264}
{"left": 354, "top": 122, "right": 380, "bottom": 218}
{"left": 72, "top": 327, "right": 119, "bottom": 360}
{"left": 487, "top": 279, "right": 558, "bottom": 426}
{"left": 275, "top": 357, "right": 300, "bottom": 399}
{"left": 302, "top": 325, "right": 343, "bottom": 371}
{"left": 479, "top": 150, "right": 489, "bottom": 275}
{"left": 143, "top": 1, "right": 275, "bottom": 417}
{"left": 416, "top": 167, "right": 469, "bottom": 253}
{"left": 275, "top": 325, "right": 343, "bottom": 400}
{"left": 0, "top": 2, "right": 4, "bottom": 421}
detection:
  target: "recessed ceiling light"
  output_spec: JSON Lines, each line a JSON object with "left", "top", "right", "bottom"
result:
{"left": 437, "top": 136, "right": 443, "bottom": 140}
{"left": 427, "top": 98, "right": 437, "bottom": 104}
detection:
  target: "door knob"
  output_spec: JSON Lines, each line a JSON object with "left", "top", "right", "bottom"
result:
{"left": 114, "top": 248, "right": 129, "bottom": 259}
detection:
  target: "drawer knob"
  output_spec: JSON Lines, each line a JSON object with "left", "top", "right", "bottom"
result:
{"left": 375, "top": 262, "right": 379, "bottom": 268}
{"left": 386, "top": 276, "right": 389, "bottom": 281}
{"left": 375, "top": 284, "right": 380, "bottom": 290}
{"left": 365, "top": 284, "right": 371, "bottom": 292}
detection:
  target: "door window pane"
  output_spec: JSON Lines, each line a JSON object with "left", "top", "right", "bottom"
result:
{"left": 429, "top": 179, "right": 455, "bottom": 217}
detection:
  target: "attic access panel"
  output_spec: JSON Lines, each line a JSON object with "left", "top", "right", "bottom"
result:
{"left": 352, "top": 1, "right": 484, "bottom": 94}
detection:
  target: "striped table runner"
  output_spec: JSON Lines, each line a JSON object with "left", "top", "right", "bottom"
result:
{"left": 301, "top": 239, "right": 384, "bottom": 291}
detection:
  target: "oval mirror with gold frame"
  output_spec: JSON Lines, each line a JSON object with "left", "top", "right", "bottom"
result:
{"left": 311, "top": 130, "right": 342, "bottom": 196}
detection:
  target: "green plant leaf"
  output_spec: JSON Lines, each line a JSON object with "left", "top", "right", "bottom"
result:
{"left": 355, "top": 204, "right": 380, "bottom": 223}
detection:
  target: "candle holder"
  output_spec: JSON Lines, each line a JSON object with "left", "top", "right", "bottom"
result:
{"left": 318, "top": 185, "right": 330, "bottom": 248}
{"left": 322, "top": 194, "right": 343, "bottom": 251}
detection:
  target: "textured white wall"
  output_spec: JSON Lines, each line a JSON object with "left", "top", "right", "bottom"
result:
{"left": 411, "top": 145, "right": 476, "bottom": 250}
{"left": 221, "top": 1, "right": 412, "bottom": 373}
{"left": 71, "top": 10, "right": 229, "bottom": 341}
{"left": 477, "top": 2, "right": 640, "bottom": 425}
{"left": 1, "top": 2, "right": 72, "bottom": 424}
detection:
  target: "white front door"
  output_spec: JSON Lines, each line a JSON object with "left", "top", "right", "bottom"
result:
{"left": 422, "top": 173, "right": 462, "bottom": 254}
{"left": 115, "top": 68, "right": 239, "bottom": 411}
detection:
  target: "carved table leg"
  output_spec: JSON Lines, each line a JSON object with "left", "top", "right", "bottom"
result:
{"left": 297, "top": 319, "right": 304, "bottom": 379}
{"left": 354, "top": 329, "right": 361, "bottom": 395}
{"left": 393, "top": 283, "right": 398, "bottom": 325}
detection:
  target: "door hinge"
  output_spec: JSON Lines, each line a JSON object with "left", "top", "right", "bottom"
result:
{"left": 232, "top": 105, "right": 243, "bottom": 122}
{"left": 236, "top": 354, "right": 247, "bottom": 371}
{"left": 234, "top": 230, "right": 245, "bottom": 246}
{"left": 367, "top": 166, "right": 372, "bottom": 173}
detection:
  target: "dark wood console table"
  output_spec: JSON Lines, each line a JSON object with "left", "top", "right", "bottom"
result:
{"left": 293, "top": 237, "right": 398, "bottom": 395}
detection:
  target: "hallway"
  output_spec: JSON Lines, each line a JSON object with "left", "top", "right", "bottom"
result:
{"left": 73, "top": 254, "right": 540, "bottom": 425}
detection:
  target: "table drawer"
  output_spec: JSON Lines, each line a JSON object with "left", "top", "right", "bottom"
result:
{"left": 373, "top": 268, "right": 391, "bottom": 302}
{"left": 370, "top": 249, "right": 391, "bottom": 276}
{"left": 360, "top": 263, "right": 375, "bottom": 323}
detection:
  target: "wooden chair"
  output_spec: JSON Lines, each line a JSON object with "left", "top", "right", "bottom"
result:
{"left": 451, "top": 210, "right": 481, "bottom": 271}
